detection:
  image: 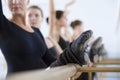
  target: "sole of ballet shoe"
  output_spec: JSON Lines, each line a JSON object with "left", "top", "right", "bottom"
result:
{"left": 72, "top": 30, "right": 93, "bottom": 65}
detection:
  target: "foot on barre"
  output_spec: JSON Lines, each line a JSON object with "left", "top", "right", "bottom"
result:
{"left": 89, "top": 37, "right": 102, "bottom": 63}
{"left": 51, "top": 30, "right": 93, "bottom": 67}
{"left": 97, "top": 44, "right": 107, "bottom": 61}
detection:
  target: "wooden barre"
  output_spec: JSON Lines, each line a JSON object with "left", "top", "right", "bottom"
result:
{"left": 74, "top": 64, "right": 120, "bottom": 72}
{"left": 90, "top": 58, "right": 120, "bottom": 80}
{"left": 6, "top": 64, "right": 120, "bottom": 80}
{"left": 103, "top": 58, "right": 120, "bottom": 61}
{"left": 94, "top": 58, "right": 120, "bottom": 65}
{"left": 95, "top": 60, "right": 120, "bottom": 65}
{"left": 96, "top": 76, "right": 120, "bottom": 78}
{"left": 77, "top": 67, "right": 120, "bottom": 72}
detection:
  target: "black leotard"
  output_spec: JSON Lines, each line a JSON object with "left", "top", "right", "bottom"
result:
{"left": 58, "top": 36, "right": 69, "bottom": 50}
{"left": 33, "top": 28, "right": 58, "bottom": 59}
{"left": 0, "top": 0, "right": 56, "bottom": 73}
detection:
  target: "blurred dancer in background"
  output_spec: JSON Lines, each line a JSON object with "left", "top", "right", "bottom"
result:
{"left": 26, "top": 5, "right": 62, "bottom": 58}
{"left": 47, "top": 0, "right": 76, "bottom": 50}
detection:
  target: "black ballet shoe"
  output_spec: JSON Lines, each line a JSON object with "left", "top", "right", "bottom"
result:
{"left": 98, "top": 44, "right": 104, "bottom": 56}
{"left": 89, "top": 37, "right": 102, "bottom": 62}
{"left": 97, "top": 44, "right": 107, "bottom": 60}
{"left": 50, "top": 30, "right": 93, "bottom": 67}
{"left": 70, "top": 30, "right": 93, "bottom": 65}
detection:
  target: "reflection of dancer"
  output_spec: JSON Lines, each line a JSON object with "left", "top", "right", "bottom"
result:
{"left": 0, "top": 0, "right": 92, "bottom": 76}
{"left": 47, "top": 0, "right": 75, "bottom": 50}
{"left": 26, "top": 5, "right": 62, "bottom": 58}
